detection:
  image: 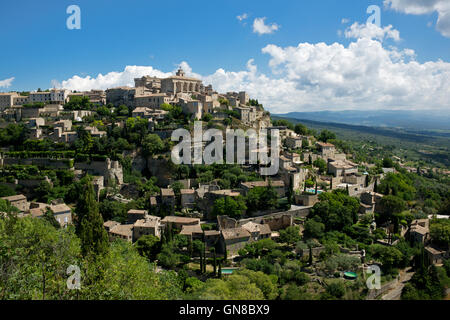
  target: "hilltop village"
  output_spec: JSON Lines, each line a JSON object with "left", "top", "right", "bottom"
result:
{"left": 0, "top": 68, "right": 449, "bottom": 300}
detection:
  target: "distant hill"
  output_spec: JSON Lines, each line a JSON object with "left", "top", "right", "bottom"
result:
{"left": 273, "top": 110, "right": 450, "bottom": 131}
{"left": 271, "top": 115, "right": 450, "bottom": 167}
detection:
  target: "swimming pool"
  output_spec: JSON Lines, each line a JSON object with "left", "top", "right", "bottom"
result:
{"left": 221, "top": 268, "right": 238, "bottom": 275}
{"left": 305, "top": 189, "right": 324, "bottom": 194}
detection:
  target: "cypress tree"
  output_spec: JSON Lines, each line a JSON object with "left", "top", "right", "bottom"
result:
{"left": 374, "top": 179, "right": 378, "bottom": 193}
{"left": 75, "top": 175, "right": 108, "bottom": 257}
{"left": 346, "top": 184, "right": 349, "bottom": 195}
{"left": 309, "top": 246, "right": 313, "bottom": 265}
{"left": 203, "top": 242, "right": 207, "bottom": 273}
{"left": 330, "top": 177, "right": 333, "bottom": 190}
{"left": 199, "top": 247, "right": 204, "bottom": 274}
{"left": 218, "top": 260, "right": 222, "bottom": 279}
{"left": 212, "top": 248, "right": 217, "bottom": 276}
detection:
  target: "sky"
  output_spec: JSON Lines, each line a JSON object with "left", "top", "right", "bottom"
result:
{"left": 0, "top": 0, "right": 449, "bottom": 114}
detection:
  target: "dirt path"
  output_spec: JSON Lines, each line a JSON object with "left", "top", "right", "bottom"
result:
{"left": 381, "top": 267, "right": 415, "bottom": 300}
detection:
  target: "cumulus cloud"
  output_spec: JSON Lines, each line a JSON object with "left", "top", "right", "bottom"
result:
{"left": 384, "top": 0, "right": 450, "bottom": 37}
{"left": 253, "top": 17, "right": 279, "bottom": 35}
{"left": 58, "top": 23, "right": 450, "bottom": 113}
{"left": 237, "top": 13, "right": 248, "bottom": 22}
{"left": 345, "top": 22, "right": 401, "bottom": 42}
{"left": 341, "top": 18, "right": 350, "bottom": 24}
{"left": 0, "top": 77, "right": 14, "bottom": 88}
{"left": 60, "top": 66, "right": 172, "bottom": 91}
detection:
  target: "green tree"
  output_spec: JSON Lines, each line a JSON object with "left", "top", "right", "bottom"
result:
{"left": 279, "top": 226, "right": 301, "bottom": 245}
{"left": 135, "top": 235, "right": 161, "bottom": 260}
{"left": 75, "top": 176, "right": 109, "bottom": 257}
{"left": 213, "top": 196, "right": 247, "bottom": 218}
{"left": 318, "top": 130, "right": 336, "bottom": 143}
{"left": 142, "top": 134, "right": 165, "bottom": 157}
{"left": 294, "top": 123, "right": 308, "bottom": 135}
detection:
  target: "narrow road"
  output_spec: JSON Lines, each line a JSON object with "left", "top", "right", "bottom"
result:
{"left": 381, "top": 267, "right": 414, "bottom": 300}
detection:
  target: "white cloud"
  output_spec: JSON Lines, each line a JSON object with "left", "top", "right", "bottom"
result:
{"left": 60, "top": 66, "right": 172, "bottom": 91}
{"left": 58, "top": 24, "right": 450, "bottom": 113}
{"left": 341, "top": 18, "right": 350, "bottom": 24}
{"left": 0, "top": 77, "right": 14, "bottom": 88}
{"left": 345, "top": 22, "right": 401, "bottom": 42}
{"left": 252, "top": 17, "right": 279, "bottom": 35}
{"left": 384, "top": 0, "right": 450, "bottom": 37}
{"left": 237, "top": 13, "right": 248, "bottom": 22}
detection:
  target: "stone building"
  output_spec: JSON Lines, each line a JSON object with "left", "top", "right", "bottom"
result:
{"left": 180, "top": 189, "right": 196, "bottom": 209}
{"left": 241, "top": 222, "right": 272, "bottom": 242}
{"left": 0, "top": 92, "right": 18, "bottom": 109}
{"left": 127, "top": 209, "right": 148, "bottom": 224}
{"left": 160, "top": 68, "right": 203, "bottom": 94}
{"left": 240, "top": 180, "right": 285, "bottom": 197}
{"left": 134, "top": 76, "right": 162, "bottom": 93}
{"left": 328, "top": 159, "right": 358, "bottom": 177}
{"left": 134, "top": 93, "right": 170, "bottom": 109}
{"left": 1, "top": 194, "right": 29, "bottom": 212}
{"left": 132, "top": 216, "right": 162, "bottom": 241}
{"left": 219, "top": 227, "right": 251, "bottom": 257}
{"left": 48, "top": 203, "right": 72, "bottom": 228}
{"left": 161, "top": 216, "right": 200, "bottom": 231}
{"left": 108, "top": 224, "right": 133, "bottom": 242}
{"left": 106, "top": 86, "right": 136, "bottom": 106}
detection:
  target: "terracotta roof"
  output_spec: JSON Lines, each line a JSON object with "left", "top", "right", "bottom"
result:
{"left": 2, "top": 194, "right": 26, "bottom": 202}
{"left": 127, "top": 209, "right": 148, "bottom": 215}
{"left": 134, "top": 216, "right": 160, "bottom": 228}
{"left": 221, "top": 227, "right": 251, "bottom": 240}
{"left": 241, "top": 180, "right": 285, "bottom": 189}
{"left": 180, "top": 224, "right": 203, "bottom": 236}
{"left": 51, "top": 204, "right": 71, "bottom": 214}
{"left": 104, "top": 220, "right": 120, "bottom": 229}
{"left": 180, "top": 189, "right": 195, "bottom": 195}
{"left": 161, "top": 188, "right": 175, "bottom": 197}
{"left": 241, "top": 222, "right": 271, "bottom": 235}
{"left": 316, "top": 142, "right": 335, "bottom": 148}
{"left": 425, "top": 246, "right": 446, "bottom": 255}
{"left": 209, "top": 190, "right": 241, "bottom": 197}
{"left": 109, "top": 224, "right": 133, "bottom": 237}
{"left": 204, "top": 230, "right": 220, "bottom": 236}
{"left": 29, "top": 207, "right": 45, "bottom": 218}
{"left": 161, "top": 216, "right": 200, "bottom": 224}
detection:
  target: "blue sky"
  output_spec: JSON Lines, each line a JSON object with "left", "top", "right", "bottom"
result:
{"left": 0, "top": 0, "right": 449, "bottom": 113}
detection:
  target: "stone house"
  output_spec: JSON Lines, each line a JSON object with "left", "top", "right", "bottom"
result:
{"left": 1, "top": 194, "right": 29, "bottom": 212}
{"left": 127, "top": 209, "right": 148, "bottom": 224}
{"left": 285, "top": 136, "right": 303, "bottom": 149}
{"left": 425, "top": 246, "right": 449, "bottom": 265}
{"left": 161, "top": 216, "right": 200, "bottom": 231}
{"left": 241, "top": 222, "right": 272, "bottom": 242}
{"left": 409, "top": 219, "right": 430, "bottom": 244}
{"left": 50, "top": 203, "right": 72, "bottom": 228}
{"left": 328, "top": 160, "right": 358, "bottom": 177}
{"left": 219, "top": 227, "right": 251, "bottom": 257}
{"left": 160, "top": 188, "right": 176, "bottom": 209}
{"left": 132, "top": 216, "right": 162, "bottom": 242}
{"left": 240, "top": 180, "right": 285, "bottom": 197}
{"left": 108, "top": 224, "right": 133, "bottom": 242}
{"left": 180, "top": 189, "right": 196, "bottom": 209}
{"left": 179, "top": 224, "right": 204, "bottom": 241}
